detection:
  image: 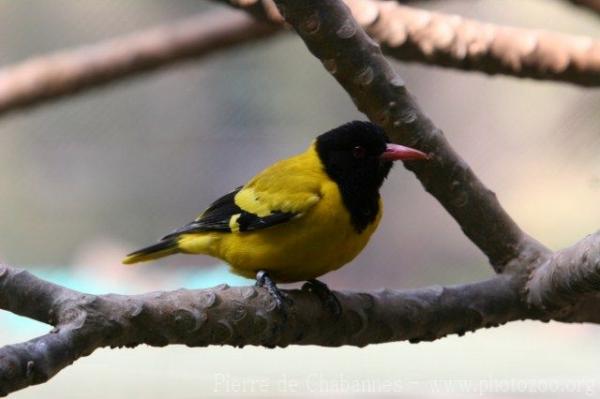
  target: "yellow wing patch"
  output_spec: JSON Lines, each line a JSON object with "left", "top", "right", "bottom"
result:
{"left": 234, "top": 187, "right": 320, "bottom": 217}
{"left": 233, "top": 144, "right": 324, "bottom": 218}
{"left": 228, "top": 214, "right": 241, "bottom": 233}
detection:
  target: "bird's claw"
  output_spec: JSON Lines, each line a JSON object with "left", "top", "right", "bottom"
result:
{"left": 255, "top": 270, "right": 292, "bottom": 318}
{"left": 302, "top": 279, "right": 342, "bottom": 318}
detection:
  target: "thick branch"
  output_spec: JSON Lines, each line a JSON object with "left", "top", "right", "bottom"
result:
{"left": 0, "top": 9, "right": 279, "bottom": 117}
{"left": 0, "top": 265, "right": 528, "bottom": 395}
{"left": 3, "top": 226, "right": 600, "bottom": 395}
{"left": 271, "top": 0, "right": 549, "bottom": 270}
{"left": 0, "top": 330, "right": 84, "bottom": 396}
{"left": 527, "top": 231, "right": 600, "bottom": 310}
{"left": 219, "top": 0, "right": 600, "bottom": 87}
{"left": 360, "top": 1, "right": 600, "bottom": 87}
{"left": 0, "top": 267, "right": 78, "bottom": 325}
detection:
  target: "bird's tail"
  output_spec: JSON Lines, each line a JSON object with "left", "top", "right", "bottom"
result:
{"left": 122, "top": 238, "right": 180, "bottom": 265}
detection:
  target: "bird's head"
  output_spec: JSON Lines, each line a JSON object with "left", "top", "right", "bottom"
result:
{"left": 315, "top": 121, "right": 429, "bottom": 192}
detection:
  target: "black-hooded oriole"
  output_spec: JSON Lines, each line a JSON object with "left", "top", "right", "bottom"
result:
{"left": 123, "top": 121, "right": 428, "bottom": 310}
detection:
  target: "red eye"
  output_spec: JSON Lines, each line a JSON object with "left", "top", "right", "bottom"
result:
{"left": 353, "top": 146, "right": 366, "bottom": 159}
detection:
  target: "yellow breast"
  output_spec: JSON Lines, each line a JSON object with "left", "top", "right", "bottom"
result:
{"left": 218, "top": 186, "right": 381, "bottom": 282}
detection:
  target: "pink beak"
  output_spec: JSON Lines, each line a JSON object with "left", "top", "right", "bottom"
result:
{"left": 380, "top": 143, "right": 430, "bottom": 161}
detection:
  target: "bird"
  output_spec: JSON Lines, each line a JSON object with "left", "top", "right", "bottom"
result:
{"left": 123, "top": 121, "right": 429, "bottom": 313}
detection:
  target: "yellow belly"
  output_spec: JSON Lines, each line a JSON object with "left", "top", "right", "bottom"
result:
{"left": 178, "top": 182, "right": 382, "bottom": 283}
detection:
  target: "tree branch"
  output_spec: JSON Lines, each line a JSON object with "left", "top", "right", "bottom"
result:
{"left": 0, "top": 9, "right": 280, "bottom": 117}
{"left": 0, "top": 330, "right": 85, "bottom": 395}
{"left": 218, "top": 0, "right": 600, "bottom": 87}
{"left": 0, "top": 265, "right": 528, "bottom": 395}
{"left": 360, "top": 0, "right": 600, "bottom": 87}
{"left": 527, "top": 231, "right": 600, "bottom": 311}
{"left": 1, "top": 1, "right": 596, "bottom": 120}
{"left": 3, "top": 223, "right": 600, "bottom": 395}
{"left": 1, "top": 0, "right": 598, "bottom": 395}
{"left": 269, "top": 0, "right": 550, "bottom": 270}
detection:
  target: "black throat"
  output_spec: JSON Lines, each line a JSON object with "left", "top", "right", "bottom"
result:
{"left": 315, "top": 148, "right": 385, "bottom": 233}
{"left": 330, "top": 173, "right": 381, "bottom": 233}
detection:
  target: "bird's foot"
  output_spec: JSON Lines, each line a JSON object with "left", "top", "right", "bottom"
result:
{"left": 255, "top": 270, "right": 292, "bottom": 318}
{"left": 302, "top": 279, "right": 342, "bottom": 318}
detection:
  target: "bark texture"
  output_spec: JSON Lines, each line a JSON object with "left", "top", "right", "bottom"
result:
{"left": 0, "top": 267, "right": 529, "bottom": 395}
{"left": 1, "top": 223, "right": 599, "bottom": 395}
{"left": 527, "top": 231, "right": 600, "bottom": 310}
{"left": 363, "top": 1, "right": 600, "bottom": 86}
{"left": 219, "top": 0, "right": 600, "bottom": 86}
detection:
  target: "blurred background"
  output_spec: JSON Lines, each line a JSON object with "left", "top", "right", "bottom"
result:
{"left": 0, "top": 0, "right": 599, "bottom": 397}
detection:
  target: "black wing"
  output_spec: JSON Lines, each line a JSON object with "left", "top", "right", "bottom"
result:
{"left": 162, "top": 187, "right": 295, "bottom": 239}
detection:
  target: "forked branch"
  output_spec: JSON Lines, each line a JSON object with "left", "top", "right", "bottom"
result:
{"left": 1, "top": 0, "right": 599, "bottom": 396}
{"left": 271, "top": 0, "right": 550, "bottom": 270}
